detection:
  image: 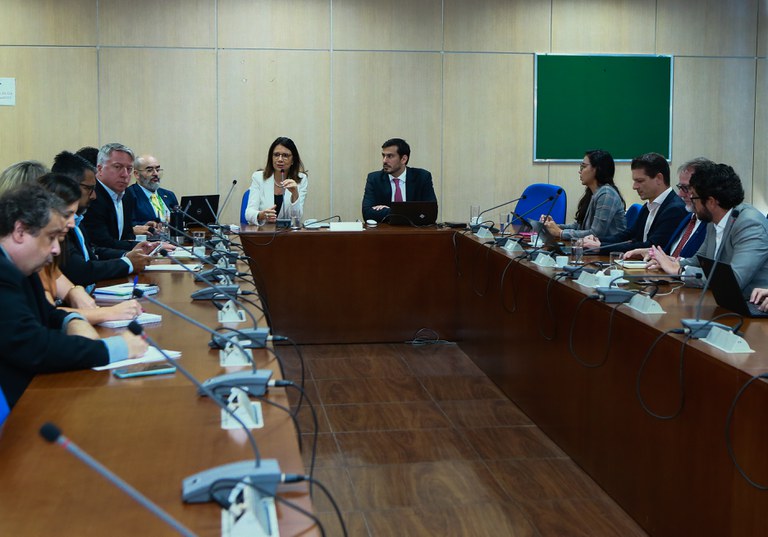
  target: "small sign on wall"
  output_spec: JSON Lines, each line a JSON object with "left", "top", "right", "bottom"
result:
{"left": 0, "top": 78, "right": 16, "bottom": 106}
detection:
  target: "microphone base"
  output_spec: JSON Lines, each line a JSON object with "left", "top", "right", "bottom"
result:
{"left": 199, "top": 370, "right": 273, "bottom": 398}
{"left": 182, "top": 458, "right": 281, "bottom": 503}
{"left": 190, "top": 285, "right": 240, "bottom": 300}
{"left": 595, "top": 288, "right": 635, "bottom": 304}
{"left": 209, "top": 328, "right": 270, "bottom": 349}
{"left": 681, "top": 318, "right": 731, "bottom": 339}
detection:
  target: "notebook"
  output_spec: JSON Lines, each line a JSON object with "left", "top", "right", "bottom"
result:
{"left": 697, "top": 255, "right": 768, "bottom": 318}
{"left": 387, "top": 201, "right": 438, "bottom": 226}
{"left": 179, "top": 194, "right": 220, "bottom": 226}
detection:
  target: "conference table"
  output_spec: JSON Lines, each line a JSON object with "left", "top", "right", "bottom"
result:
{"left": 0, "top": 262, "right": 317, "bottom": 536}
{"left": 240, "top": 223, "right": 768, "bottom": 537}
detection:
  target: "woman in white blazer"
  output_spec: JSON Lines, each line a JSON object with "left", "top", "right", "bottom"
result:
{"left": 245, "top": 137, "right": 308, "bottom": 225}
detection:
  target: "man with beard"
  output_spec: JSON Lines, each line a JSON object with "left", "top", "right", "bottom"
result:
{"left": 647, "top": 161, "right": 768, "bottom": 296}
{"left": 362, "top": 138, "right": 437, "bottom": 223}
{"left": 127, "top": 154, "right": 179, "bottom": 234}
{"left": 0, "top": 184, "right": 147, "bottom": 407}
{"left": 51, "top": 151, "right": 153, "bottom": 289}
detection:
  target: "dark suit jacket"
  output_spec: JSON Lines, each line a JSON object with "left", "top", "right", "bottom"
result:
{"left": 81, "top": 181, "right": 137, "bottom": 250}
{"left": 663, "top": 213, "right": 707, "bottom": 258}
{"left": 600, "top": 191, "right": 687, "bottom": 253}
{"left": 59, "top": 225, "right": 131, "bottom": 286}
{"left": 127, "top": 183, "right": 179, "bottom": 226}
{"left": 362, "top": 167, "right": 437, "bottom": 222}
{"left": 0, "top": 254, "right": 109, "bottom": 407}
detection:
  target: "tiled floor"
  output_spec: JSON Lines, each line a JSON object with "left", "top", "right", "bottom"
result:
{"left": 277, "top": 341, "right": 648, "bottom": 537}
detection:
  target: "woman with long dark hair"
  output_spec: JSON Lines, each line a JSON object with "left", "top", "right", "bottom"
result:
{"left": 244, "top": 137, "right": 308, "bottom": 225}
{"left": 544, "top": 149, "right": 626, "bottom": 240}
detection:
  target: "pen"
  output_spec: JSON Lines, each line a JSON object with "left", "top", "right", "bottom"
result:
{"left": 149, "top": 243, "right": 163, "bottom": 256}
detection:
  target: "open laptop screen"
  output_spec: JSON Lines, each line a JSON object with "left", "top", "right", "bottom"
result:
{"left": 179, "top": 195, "right": 220, "bottom": 226}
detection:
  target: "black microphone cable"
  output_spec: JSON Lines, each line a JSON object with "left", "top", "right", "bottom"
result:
{"left": 471, "top": 240, "right": 495, "bottom": 297}
{"left": 635, "top": 313, "right": 743, "bottom": 420}
{"left": 498, "top": 255, "right": 523, "bottom": 314}
{"left": 539, "top": 272, "right": 568, "bottom": 341}
{"left": 267, "top": 379, "right": 319, "bottom": 495}
{"left": 567, "top": 293, "right": 624, "bottom": 368}
{"left": 725, "top": 371, "right": 768, "bottom": 490}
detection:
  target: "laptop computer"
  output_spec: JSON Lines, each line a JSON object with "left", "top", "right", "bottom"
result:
{"left": 697, "top": 255, "right": 768, "bottom": 318}
{"left": 387, "top": 201, "right": 438, "bottom": 226}
{"left": 525, "top": 218, "right": 567, "bottom": 252}
{"left": 179, "top": 195, "right": 220, "bottom": 226}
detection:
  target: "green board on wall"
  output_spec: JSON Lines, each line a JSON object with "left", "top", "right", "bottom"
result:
{"left": 534, "top": 54, "right": 673, "bottom": 161}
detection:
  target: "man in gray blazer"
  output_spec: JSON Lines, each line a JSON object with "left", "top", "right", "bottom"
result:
{"left": 648, "top": 161, "right": 768, "bottom": 297}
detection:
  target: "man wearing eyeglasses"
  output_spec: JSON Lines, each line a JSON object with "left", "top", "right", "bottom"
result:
{"left": 647, "top": 161, "right": 768, "bottom": 296}
{"left": 81, "top": 143, "right": 140, "bottom": 250}
{"left": 127, "top": 154, "right": 179, "bottom": 235}
{"left": 51, "top": 151, "right": 153, "bottom": 288}
{"left": 622, "top": 157, "right": 712, "bottom": 261}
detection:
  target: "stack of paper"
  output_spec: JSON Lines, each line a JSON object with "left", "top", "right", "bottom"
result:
{"left": 98, "top": 312, "right": 162, "bottom": 328}
{"left": 92, "top": 347, "right": 181, "bottom": 370}
{"left": 94, "top": 283, "right": 159, "bottom": 302}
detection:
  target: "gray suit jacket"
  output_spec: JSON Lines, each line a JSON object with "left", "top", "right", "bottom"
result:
{"left": 681, "top": 203, "right": 768, "bottom": 295}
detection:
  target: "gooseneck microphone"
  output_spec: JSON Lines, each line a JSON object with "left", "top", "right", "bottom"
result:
{"left": 215, "top": 179, "right": 238, "bottom": 225}
{"left": 132, "top": 287, "right": 271, "bottom": 397}
{"left": 539, "top": 188, "right": 564, "bottom": 226}
{"left": 582, "top": 239, "right": 634, "bottom": 255}
{"left": 471, "top": 195, "right": 527, "bottom": 232}
{"left": 39, "top": 422, "right": 197, "bottom": 536}
{"left": 511, "top": 195, "right": 559, "bottom": 231}
{"left": 682, "top": 209, "right": 741, "bottom": 338}
{"left": 126, "top": 322, "right": 289, "bottom": 504}
{"left": 303, "top": 215, "right": 342, "bottom": 229}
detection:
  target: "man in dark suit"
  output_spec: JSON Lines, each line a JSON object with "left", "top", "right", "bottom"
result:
{"left": 127, "top": 154, "right": 179, "bottom": 233}
{"left": 583, "top": 152, "right": 687, "bottom": 253}
{"left": 623, "top": 157, "right": 712, "bottom": 261}
{"left": 50, "top": 151, "right": 153, "bottom": 288}
{"left": 362, "top": 138, "right": 437, "bottom": 222}
{"left": 0, "top": 184, "right": 146, "bottom": 408}
{"left": 81, "top": 142, "right": 139, "bottom": 250}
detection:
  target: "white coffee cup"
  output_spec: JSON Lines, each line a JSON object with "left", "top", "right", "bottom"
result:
{"left": 135, "top": 234, "right": 147, "bottom": 242}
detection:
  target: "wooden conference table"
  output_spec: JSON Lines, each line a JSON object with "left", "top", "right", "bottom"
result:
{"left": 240, "top": 224, "right": 768, "bottom": 537}
{"left": 0, "top": 264, "right": 316, "bottom": 536}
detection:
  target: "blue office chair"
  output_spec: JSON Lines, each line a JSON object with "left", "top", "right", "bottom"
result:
{"left": 0, "top": 385, "right": 10, "bottom": 427}
{"left": 512, "top": 183, "right": 567, "bottom": 224}
{"left": 239, "top": 190, "right": 250, "bottom": 224}
{"left": 625, "top": 203, "right": 642, "bottom": 229}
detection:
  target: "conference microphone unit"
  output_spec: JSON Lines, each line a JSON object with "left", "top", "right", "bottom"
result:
{"left": 144, "top": 248, "right": 268, "bottom": 341}
{"left": 176, "top": 205, "right": 233, "bottom": 247}
{"left": 303, "top": 215, "right": 342, "bottom": 229}
{"left": 681, "top": 209, "right": 741, "bottom": 338}
{"left": 593, "top": 270, "right": 706, "bottom": 305}
{"left": 132, "top": 287, "right": 270, "bottom": 397}
{"left": 470, "top": 195, "right": 527, "bottom": 233}
{"left": 39, "top": 422, "right": 197, "bottom": 536}
{"left": 213, "top": 179, "right": 238, "bottom": 230}
{"left": 165, "top": 223, "right": 246, "bottom": 259}
{"left": 126, "top": 322, "right": 289, "bottom": 504}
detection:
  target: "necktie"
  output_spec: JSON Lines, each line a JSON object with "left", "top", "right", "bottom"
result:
{"left": 393, "top": 178, "right": 403, "bottom": 202}
{"left": 150, "top": 193, "right": 166, "bottom": 221}
{"left": 671, "top": 215, "right": 696, "bottom": 257}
